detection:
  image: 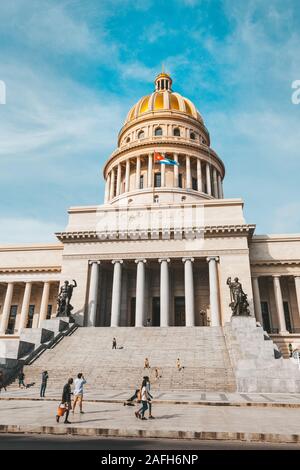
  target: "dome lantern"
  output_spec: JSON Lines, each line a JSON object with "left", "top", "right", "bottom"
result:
{"left": 155, "top": 72, "right": 172, "bottom": 91}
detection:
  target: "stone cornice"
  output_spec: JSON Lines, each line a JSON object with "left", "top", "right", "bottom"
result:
{"left": 0, "top": 243, "right": 63, "bottom": 252}
{"left": 0, "top": 266, "right": 61, "bottom": 274}
{"left": 250, "top": 260, "right": 300, "bottom": 266}
{"left": 56, "top": 224, "right": 255, "bottom": 243}
{"left": 251, "top": 234, "right": 300, "bottom": 243}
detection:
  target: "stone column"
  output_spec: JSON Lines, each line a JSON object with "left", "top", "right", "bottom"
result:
{"left": 110, "top": 168, "right": 115, "bottom": 199}
{"left": 104, "top": 173, "right": 111, "bottom": 203}
{"left": 273, "top": 275, "right": 288, "bottom": 334}
{"left": 159, "top": 258, "right": 170, "bottom": 326}
{"left": 252, "top": 276, "right": 263, "bottom": 324}
{"left": 183, "top": 258, "right": 195, "bottom": 326}
{"left": 87, "top": 261, "right": 100, "bottom": 327}
{"left": 18, "top": 282, "right": 32, "bottom": 331}
{"left": 38, "top": 281, "right": 51, "bottom": 326}
{"left": 135, "top": 156, "right": 141, "bottom": 189}
{"left": 213, "top": 168, "right": 218, "bottom": 198}
{"left": 116, "top": 163, "right": 121, "bottom": 196}
{"left": 125, "top": 159, "right": 130, "bottom": 193}
{"left": 295, "top": 276, "right": 300, "bottom": 320}
{"left": 135, "top": 259, "right": 146, "bottom": 327}
{"left": 111, "top": 260, "right": 123, "bottom": 327}
{"left": 197, "top": 158, "right": 203, "bottom": 192}
{"left": 186, "top": 155, "right": 191, "bottom": 189}
{"left": 206, "top": 163, "right": 212, "bottom": 195}
{"left": 173, "top": 153, "right": 179, "bottom": 187}
{"left": 206, "top": 257, "right": 220, "bottom": 326}
{"left": 147, "top": 153, "right": 153, "bottom": 188}
{"left": 0, "top": 282, "right": 14, "bottom": 334}
{"left": 217, "top": 174, "right": 223, "bottom": 199}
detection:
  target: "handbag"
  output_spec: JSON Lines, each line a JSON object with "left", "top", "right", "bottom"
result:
{"left": 57, "top": 403, "right": 66, "bottom": 417}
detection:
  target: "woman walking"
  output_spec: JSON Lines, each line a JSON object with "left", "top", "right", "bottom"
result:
{"left": 135, "top": 378, "right": 149, "bottom": 420}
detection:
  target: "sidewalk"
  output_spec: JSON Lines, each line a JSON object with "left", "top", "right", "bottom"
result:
{"left": 1, "top": 398, "right": 300, "bottom": 443}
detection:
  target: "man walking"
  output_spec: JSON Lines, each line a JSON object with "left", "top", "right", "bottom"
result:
{"left": 112, "top": 337, "right": 117, "bottom": 349}
{"left": 40, "top": 370, "right": 48, "bottom": 398}
{"left": 72, "top": 373, "right": 87, "bottom": 414}
{"left": 56, "top": 378, "right": 73, "bottom": 424}
{"left": 18, "top": 370, "right": 26, "bottom": 388}
{"left": 145, "top": 376, "right": 155, "bottom": 419}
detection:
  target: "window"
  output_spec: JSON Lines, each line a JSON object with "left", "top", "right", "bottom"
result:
{"left": 126, "top": 137, "right": 130, "bottom": 143}
{"left": 7, "top": 305, "right": 17, "bottom": 334}
{"left": 27, "top": 305, "right": 35, "bottom": 328}
{"left": 154, "top": 195, "right": 159, "bottom": 204}
{"left": 261, "top": 301, "right": 271, "bottom": 333}
{"left": 178, "top": 173, "right": 183, "bottom": 188}
{"left": 154, "top": 127, "right": 163, "bottom": 136}
{"left": 173, "top": 127, "right": 180, "bottom": 137}
{"left": 154, "top": 173, "right": 161, "bottom": 187}
{"left": 139, "top": 175, "right": 144, "bottom": 189}
{"left": 137, "top": 130, "right": 145, "bottom": 139}
{"left": 283, "top": 301, "right": 292, "bottom": 333}
{"left": 47, "top": 304, "right": 52, "bottom": 320}
{"left": 192, "top": 177, "right": 197, "bottom": 190}
{"left": 190, "top": 132, "right": 196, "bottom": 140}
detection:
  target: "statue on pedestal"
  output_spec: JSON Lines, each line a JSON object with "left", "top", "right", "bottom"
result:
{"left": 227, "top": 277, "right": 250, "bottom": 316}
{"left": 56, "top": 280, "right": 77, "bottom": 317}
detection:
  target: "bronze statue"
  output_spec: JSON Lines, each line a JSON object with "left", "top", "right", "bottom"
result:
{"left": 56, "top": 280, "right": 77, "bottom": 317}
{"left": 227, "top": 277, "right": 250, "bottom": 316}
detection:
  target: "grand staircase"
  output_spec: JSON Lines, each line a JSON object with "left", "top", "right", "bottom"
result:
{"left": 19, "top": 327, "right": 236, "bottom": 392}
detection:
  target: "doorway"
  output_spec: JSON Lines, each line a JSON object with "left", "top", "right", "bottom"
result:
{"left": 7, "top": 305, "right": 18, "bottom": 334}
{"left": 174, "top": 296, "right": 185, "bottom": 326}
{"left": 152, "top": 297, "right": 160, "bottom": 326}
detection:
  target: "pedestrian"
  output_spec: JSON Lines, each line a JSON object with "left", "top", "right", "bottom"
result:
{"left": 0, "top": 370, "right": 7, "bottom": 393}
{"left": 40, "top": 370, "right": 48, "bottom": 398}
{"left": 288, "top": 343, "right": 293, "bottom": 358}
{"left": 144, "top": 376, "right": 155, "bottom": 419}
{"left": 72, "top": 373, "right": 87, "bottom": 414}
{"left": 146, "top": 318, "right": 151, "bottom": 327}
{"left": 154, "top": 368, "right": 160, "bottom": 380}
{"left": 135, "top": 378, "right": 149, "bottom": 420}
{"left": 176, "top": 358, "right": 183, "bottom": 371}
{"left": 18, "top": 370, "right": 26, "bottom": 388}
{"left": 56, "top": 378, "right": 73, "bottom": 424}
{"left": 144, "top": 357, "right": 150, "bottom": 369}
{"left": 112, "top": 337, "right": 117, "bottom": 349}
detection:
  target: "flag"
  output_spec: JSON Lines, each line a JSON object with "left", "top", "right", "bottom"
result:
{"left": 154, "top": 151, "right": 179, "bottom": 166}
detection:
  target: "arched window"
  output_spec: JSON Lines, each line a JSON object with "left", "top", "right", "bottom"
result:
{"left": 137, "top": 130, "right": 145, "bottom": 139}
{"left": 173, "top": 127, "right": 180, "bottom": 137}
{"left": 190, "top": 132, "right": 196, "bottom": 140}
{"left": 126, "top": 137, "right": 130, "bottom": 143}
{"left": 154, "top": 127, "right": 163, "bottom": 136}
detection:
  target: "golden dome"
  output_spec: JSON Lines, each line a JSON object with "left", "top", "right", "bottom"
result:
{"left": 125, "top": 73, "right": 203, "bottom": 124}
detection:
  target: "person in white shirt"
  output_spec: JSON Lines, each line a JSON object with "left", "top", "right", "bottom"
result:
{"left": 135, "top": 378, "right": 149, "bottom": 420}
{"left": 72, "top": 373, "right": 87, "bottom": 414}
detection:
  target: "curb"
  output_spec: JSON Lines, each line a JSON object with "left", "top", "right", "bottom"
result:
{"left": 0, "top": 424, "right": 300, "bottom": 444}
{"left": 0, "top": 396, "right": 300, "bottom": 408}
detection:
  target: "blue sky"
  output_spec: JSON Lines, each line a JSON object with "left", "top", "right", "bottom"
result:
{"left": 0, "top": 0, "right": 300, "bottom": 243}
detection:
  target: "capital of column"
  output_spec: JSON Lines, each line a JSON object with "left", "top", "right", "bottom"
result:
{"left": 206, "top": 256, "right": 219, "bottom": 263}
{"left": 112, "top": 259, "right": 124, "bottom": 265}
{"left": 89, "top": 260, "right": 101, "bottom": 265}
{"left": 158, "top": 258, "right": 170, "bottom": 263}
{"left": 135, "top": 259, "right": 147, "bottom": 264}
{"left": 182, "top": 257, "right": 194, "bottom": 263}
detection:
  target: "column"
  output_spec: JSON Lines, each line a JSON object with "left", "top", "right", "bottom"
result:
{"left": 135, "top": 156, "right": 141, "bottom": 189}
{"left": 87, "top": 261, "right": 100, "bottom": 327}
{"left": 295, "top": 276, "right": 300, "bottom": 319}
{"left": 110, "top": 168, "right": 115, "bottom": 199}
{"left": 206, "top": 257, "right": 220, "bottom": 326}
{"left": 206, "top": 163, "right": 212, "bottom": 195}
{"left": 213, "top": 167, "right": 218, "bottom": 198}
{"left": 161, "top": 162, "right": 166, "bottom": 187}
{"left": 147, "top": 153, "right": 153, "bottom": 188}
{"left": 173, "top": 153, "right": 179, "bottom": 187}
{"left": 125, "top": 159, "right": 130, "bottom": 193}
{"left": 0, "top": 282, "right": 14, "bottom": 334}
{"left": 135, "top": 259, "right": 146, "bottom": 327}
{"left": 252, "top": 277, "right": 263, "bottom": 324}
{"left": 104, "top": 173, "right": 111, "bottom": 203}
{"left": 38, "top": 281, "right": 51, "bottom": 326}
{"left": 111, "top": 260, "right": 123, "bottom": 327}
{"left": 159, "top": 258, "right": 170, "bottom": 326}
{"left": 116, "top": 163, "right": 121, "bottom": 196}
{"left": 197, "top": 158, "right": 203, "bottom": 192}
{"left": 186, "top": 155, "right": 191, "bottom": 189}
{"left": 217, "top": 174, "right": 223, "bottom": 199}
{"left": 273, "top": 275, "right": 288, "bottom": 334}
{"left": 183, "top": 258, "right": 195, "bottom": 326}
{"left": 18, "top": 282, "right": 32, "bottom": 331}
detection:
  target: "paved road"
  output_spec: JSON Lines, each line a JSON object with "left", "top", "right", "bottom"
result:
{"left": 0, "top": 434, "right": 300, "bottom": 450}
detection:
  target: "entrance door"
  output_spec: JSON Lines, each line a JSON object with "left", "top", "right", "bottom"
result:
{"left": 130, "top": 297, "right": 136, "bottom": 326}
{"left": 152, "top": 297, "right": 160, "bottom": 326}
{"left": 26, "top": 305, "right": 35, "bottom": 328}
{"left": 174, "top": 296, "right": 185, "bottom": 326}
{"left": 7, "top": 305, "right": 18, "bottom": 334}
{"left": 261, "top": 301, "right": 271, "bottom": 333}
